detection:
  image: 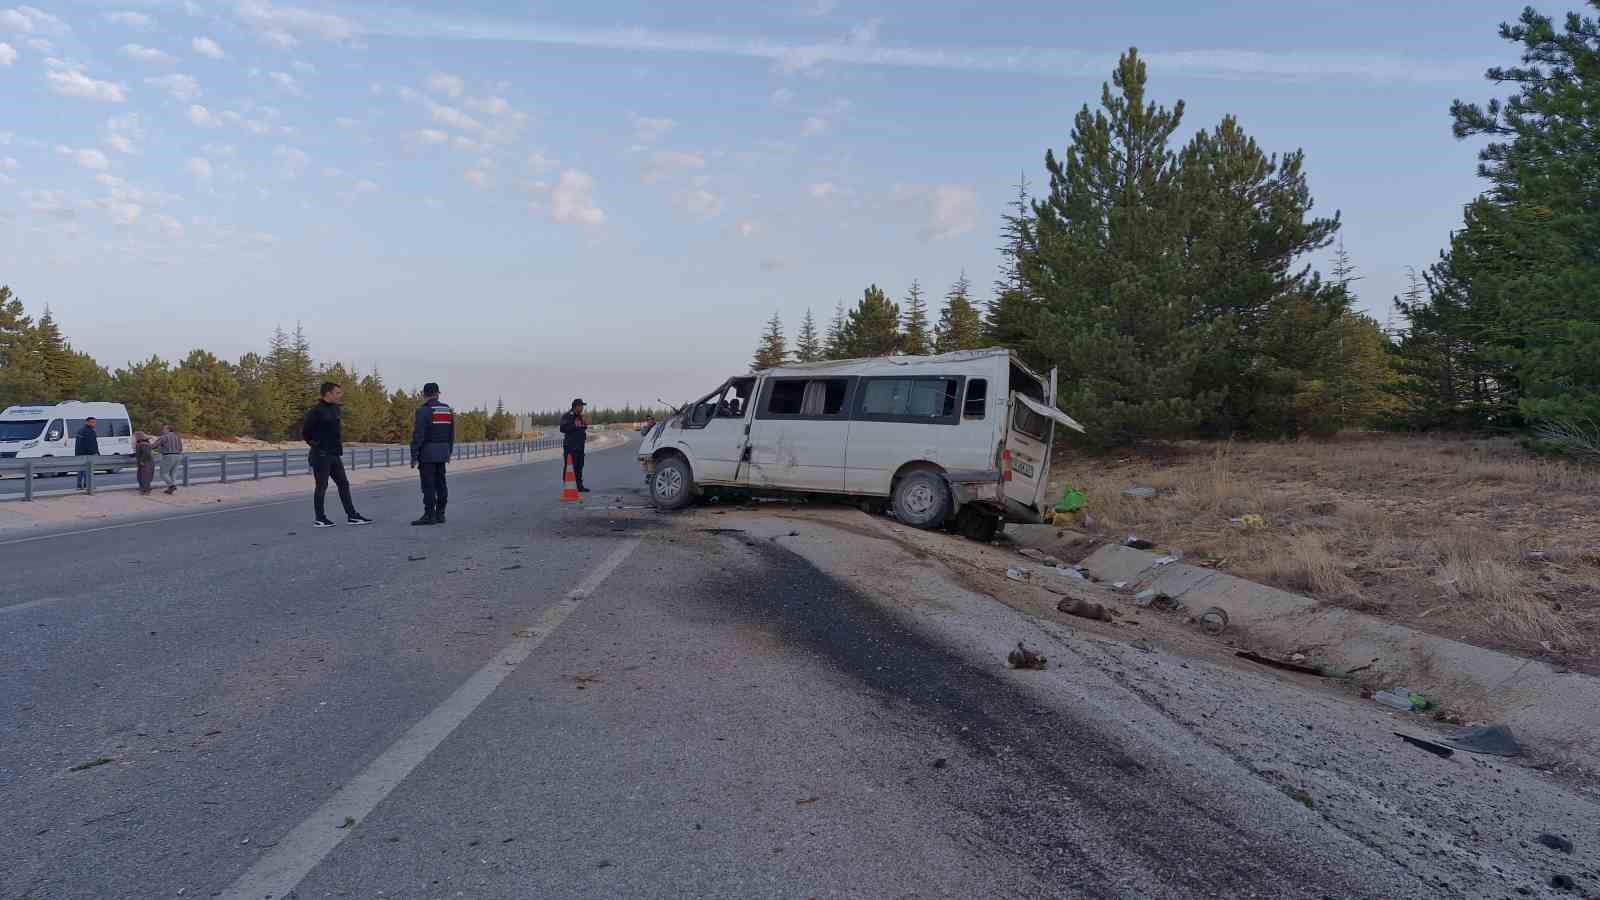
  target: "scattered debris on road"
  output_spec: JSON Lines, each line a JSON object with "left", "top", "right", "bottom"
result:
{"left": 1551, "top": 874, "right": 1577, "bottom": 891}
{"left": 1440, "top": 724, "right": 1523, "bottom": 757}
{"left": 1122, "top": 486, "right": 1157, "bottom": 499}
{"left": 66, "top": 757, "right": 114, "bottom": 773}
{"left": 1394, "top": 732, "right": 1455, "bottom": 758}
{"left": 1235, "top": 650, "right": 1325, "bottom": 677}
{"left": 1124, "top": 536, "right": 1155, "bottom": 550}
{"left": 406, "top": 554, "right": 426, "bottom": 562}
{"left": 1194, "top": 607, "right": 1229, "bottom": 635}
{"left": 337, "top": 816, "right": 356, "bottom": 829}
{"left": 1372, "top": 688, "right": 1430, "bottom": 712}
{"left": 1058, "top": 597, "right": 1111, "bottom": 622}
{"left": 1007, "top": 642, "right": 1048, "bottom": 670}
{"left": 931, "top": 757, "right": 949, "bottom": 769}
{"left": 1537, "top": 833, "right": 1575, "bottom": 855}
{"left": 1019, "top": 548, "right": 1063, "bottom": 567}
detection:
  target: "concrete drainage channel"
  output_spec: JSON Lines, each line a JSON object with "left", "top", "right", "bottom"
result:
{"left": 1067, "top": 541, "right": 1600, "bottom": 771}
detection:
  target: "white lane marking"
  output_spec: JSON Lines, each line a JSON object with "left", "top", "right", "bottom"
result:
{"left": 0, "top": 597, "right": 61, "bottom": 614}
{"left": 219, "top": 537, "right": 644, "bottom": 900}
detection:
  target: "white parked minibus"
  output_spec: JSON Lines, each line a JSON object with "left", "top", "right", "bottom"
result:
{"left": 638, "top": 349, "right": 1083, "bottom": 539}
{"left": 0, "top": 401, "right": 136, "bottom": 474}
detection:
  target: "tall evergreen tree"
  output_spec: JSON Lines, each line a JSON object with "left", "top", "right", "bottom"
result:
{"left": 111, "top": 355, "right": 196, "bottom": 433}
{"left": 752, "top": 311, "right": 789, "bottom": 369}
{"left": 839, "top": 285, "right": 901, "bottom": 357}
{"left": 900, "top": 281, "right": 932, "bottom": 355}
{"left": 794, "top": 309, "right": 823, "bottom": 362}
{"left": 824, "top": 300, "right": 849, "bottom": 359}
{"left": 1025, "top": 48, "right": 1207, "bottom": 444}
{"left": 935, "top": 273, "right": 985, "bottom": 352}
{"left": 986, "top": 175, "right": 1042, "bottom": 356}
{"left": 177, "top": 349, "right": 246, "bottom": 436}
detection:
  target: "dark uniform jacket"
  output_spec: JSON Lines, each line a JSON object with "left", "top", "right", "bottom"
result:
{"left": 301, "top": 402, "right": 344, "bottom": 456}
{"left": 74, "top": 425, "right": 100, "bottom": 456}
{"left": 411, "top": 399, "right": 455, "bottom": 464}
{"left": 559, "top": 411, "right": 587, "bottom": 453}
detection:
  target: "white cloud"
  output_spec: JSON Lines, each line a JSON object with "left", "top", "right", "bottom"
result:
{"left": 414, "top": 128, "right": 448, "bottom": 144}
{"left": 528, "top": 152, "right": 560, "bottom": 173}
{"left": 427, "top": 72, "right": 464, "bottom": 98}
{"left": 0, "top": 6, "right": 66, "bottom": 35}
{"left": 427, "top": 100, "right": 481, "bottom": 132}
{"left": 549, "top": 169, "right": 604, "bottom": 226}
{"left": 896, "top": 183, "right": 977, "bottom": 241}
{"left": 25, "top": 189, "right": 77, "bottom": 221}
{"left": 451, "top": 135, "right": 484, "bottom": 154}
{"left": 321, "top": 166, "right": 341, "bottom": 177}
{"left": 275, "top": 144, "right": 308, "bottom": 177}
{"left": 643, "top": 149, "right": 705, "bottom": 183}
{"left": 185, "top": 157, "right": 211, "bottom": 181}
{"left": 146, "top": 72, "right": 200, "bottom": 101}
{"left": 397, "top": 85, "right": 420, "bottom": 103}
{"left": 803, "top": 0, "right": 838, "bottom": 15}
{"left": 236, "top": 1, "right": 353, "bottom": 44}
{"left": 56, "top": 145, "right": 110, "bottom": 171}
{"left": 464, "top": 168, "right": 489, "bottom": 189}
{"left": 0, "top": 41, "right": 14, "bottom": 66}
{"left": 187, "top": 104, "right": 221, "bottom": 127}
{"left": 353, "top": 178, "right": 378, "bottom": 193}
{"left": 848, "top": 19, "right": 882, "bottom": 46}
{"left": 334, "top": 116, "right": 359, "bottom": 129}
{"left": 260, "top": 29, "right": 295, "bottom": 49}
{"left": 49, "top": 68, "right": 128, "bottom": 102}
{"left": 291, "top": 59, "right": 317, "bottom": 75}
{"left": 24, "top": 36, "right": 44, "bottom": 50}
{"left": 104, "top": 112, "right": 143, "bottom": 153}
{"left": 807, "top": 181, "right": 838, "bottom": 199}
{"left": 268, "top": 71, "right": 302, "bottom": 95}
{"left": 676, "top": 187, "right": 722, "bottom": 220}
{"left": 632, "top": 114, "right": 675, "bottom": 143}
{"left": 192, "top": 36, "right": 225, "bottom": 59}
{"left": 800, "top": 115, "right": 830, "bottom": 136}
{"left": 464, "top": 95, "right": 512, "bottom": 117}
{"left": 351, "top": 16, "right": 1483, "bottom": 85}
{"left": 121, "top": 44, "right": 177, "bottom": 66}
{"left": 770, "top": 87, "right": 793, "bottom": 106}
{"left": 104, "top": 11, "right": 154, "bottom": 29}
{"left": 737, "top": 219, "right": 761, "bottom": 238}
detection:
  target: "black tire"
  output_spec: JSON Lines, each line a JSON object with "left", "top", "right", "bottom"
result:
{"left": 650, "top": 456, "right": 695, "bottom": 510}
{"left": 892, "top": 470, "right": 951, "bottom": 530}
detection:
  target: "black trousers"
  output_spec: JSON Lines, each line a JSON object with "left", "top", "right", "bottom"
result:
{"left": 567, "top": 446, "right": 585, "bottom": 487}
{"left": 419, "top": 461, "right": 448, "bottom": 512}
{"left": 311, "top": 452, "right": 357, "bottom": 519}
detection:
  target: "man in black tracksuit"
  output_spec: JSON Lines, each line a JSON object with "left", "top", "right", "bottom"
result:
{"left": 559, "top": 398, "right": 590, "bottom": 492}
{"left": 301, "top": 382, "right": 372, "bottom": 528}
{"left": 410, "top": 382, "right": 455, "bottom": 525}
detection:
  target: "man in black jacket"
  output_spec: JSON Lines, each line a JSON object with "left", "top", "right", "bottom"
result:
{"left": 409, "top": 382, "right": 455, "bottom": 526}
{"left": 559, "top": 398, "right": 589, "bottom": 492}
{"left": 301, "top": 382, "right": 372, "bottom": 528}
{"left": 74, "top": 417, "right": 99, "bottom": 490}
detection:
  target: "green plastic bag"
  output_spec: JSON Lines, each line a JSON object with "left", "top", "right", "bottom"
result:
{"left": 1055, "top": 488, "right": 1087, "bottom": 514}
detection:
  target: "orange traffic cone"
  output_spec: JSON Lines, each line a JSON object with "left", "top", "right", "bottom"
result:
{"left": 560, "top": 454, "right": 580, "bottom": 502}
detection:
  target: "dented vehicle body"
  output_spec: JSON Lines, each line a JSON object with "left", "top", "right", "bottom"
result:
{"left": 638, "top": 349, "right": 1082, "bottom": 535}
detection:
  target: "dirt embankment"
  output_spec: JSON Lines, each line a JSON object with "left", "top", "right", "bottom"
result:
{"left": 1047, "top": 434, "right": 1600, "bottom": 674}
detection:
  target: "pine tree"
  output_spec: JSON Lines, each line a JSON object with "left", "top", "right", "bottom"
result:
{"left": 752, "top": 311, "right": 789, "bottom": 370}
{"left": 177, "top": 349, "right": 246, "bottom": 437}
{"left": 794, "top": 309, "right": 823, "bottom": 362}
{"left": 824, "top": 300, "right": 848, "bottom": 359}
{"left": 111, "top": 355, "right": 196, "bottom": 433}
{"left": 986, "top": 175, "right": 1041, "bottom": 356}
{"left": 839, "top": 285, "right": 901, "bottom": 357}
{"left": 1330, "top": 236, "right": 1362, "bottom": 304}
{"left": 899, "top": 281, "right": 932, "bottom": 355}
{"left": 0, "top": 286, "right": 46, "bottom": 407}
{"left": 935, "top": 273, "right": 985, "bottom": 352}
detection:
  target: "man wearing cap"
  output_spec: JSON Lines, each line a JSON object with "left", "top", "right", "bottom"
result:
{"left": 410, "top": 382, "right": 455, "bottom": 525}
{"left": 559, "top": 398, "right": 590, "bottom": 493}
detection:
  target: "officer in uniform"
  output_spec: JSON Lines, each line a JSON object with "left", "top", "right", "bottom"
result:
{"left": 559, "top": 398, "right": 590, "bottom": 493}
{"left": 410, "top": 382, "right": 455, "bottom": 525}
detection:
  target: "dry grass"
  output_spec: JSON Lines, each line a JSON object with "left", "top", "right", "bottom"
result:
{"left": 1051, "top": 434, "right": 1600, "bottom": 668}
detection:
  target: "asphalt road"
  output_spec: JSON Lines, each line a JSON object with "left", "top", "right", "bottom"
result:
{"left": 3, "top": 439, "right": 1585, "bottom": 898}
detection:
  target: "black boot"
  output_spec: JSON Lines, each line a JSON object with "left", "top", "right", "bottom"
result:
{"left": 434, "top": 503, "right": 446, "bottom": 524}
{"left": 411, "top": 509, "right": 436, "bottom": 526}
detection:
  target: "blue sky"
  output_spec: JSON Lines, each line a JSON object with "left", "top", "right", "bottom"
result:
{"left": 0, "top": 0, "right": 1518, "bottom": 411}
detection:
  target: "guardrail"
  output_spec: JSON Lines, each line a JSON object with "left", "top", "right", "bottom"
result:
{"left": 0, "top": 435, "right": 575, "bottom": 501}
